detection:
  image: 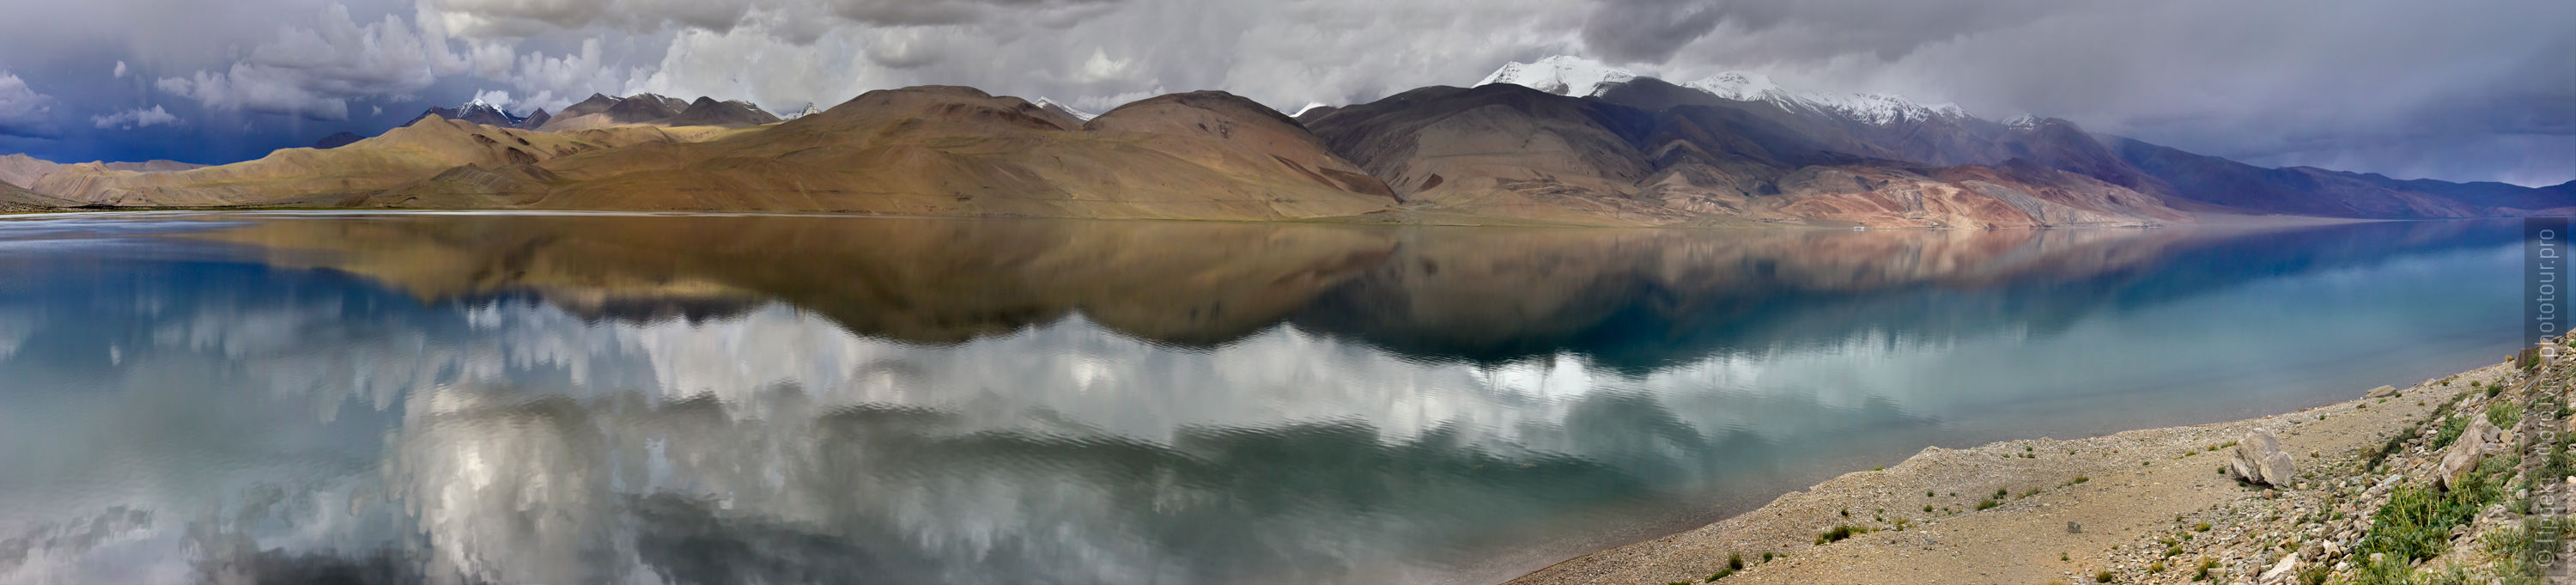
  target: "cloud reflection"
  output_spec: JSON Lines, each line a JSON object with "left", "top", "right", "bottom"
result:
{"left": 0, "top": 215, "right": 2530, "bottom": 585}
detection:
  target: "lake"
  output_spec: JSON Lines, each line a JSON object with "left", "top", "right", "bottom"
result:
{"left": 0, "top": 212, "right": 2527, "bottom": 585}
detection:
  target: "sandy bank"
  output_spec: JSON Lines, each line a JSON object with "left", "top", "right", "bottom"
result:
{"left": 1508, "top": 355, "right": 2559, "bottom": 585}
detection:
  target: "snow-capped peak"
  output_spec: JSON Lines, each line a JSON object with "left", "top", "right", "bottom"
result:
{"left": 1682, "top": 71, "right": 1789, "bottom": 102}
{"left": 1031, "top": 97, "right": 1097, "bottom": 121}
{"left": 1475, "top": 58, "right": 1967, "bottom": 126}
{"left": 787, "top": 103, "right": 822, "bottom": 119}
{"left": 461, "top": 97, "right": 497, "bottom": 111}
{"left": 1680, "top": 71, "right": 1966, "bottom": 126}
{"left": 1292, "top": 102, "right": 1328, "bottom": 118}
{"left": 1807, "top": 93, "right": 1967, "bottom": 125}
{"left": 2003, "top": 114, "right": 2042, "bottom": 130}
{"left": 1478, "top": 56, "right": 1637, "bottom": 98}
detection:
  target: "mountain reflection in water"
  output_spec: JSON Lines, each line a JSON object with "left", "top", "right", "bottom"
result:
{"left": 0, "top": 214, "right": 2525, "bottom": 585}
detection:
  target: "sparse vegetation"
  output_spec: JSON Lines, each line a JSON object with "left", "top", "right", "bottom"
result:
{"left": 2191, "top": 558, "right": 2216, "bottom": 581}
{"left": 1814, "top": 524, "right": 1871, "bottom": 545}
{"left": 2093, "top": 570, "right": 2112, "bottom": 582}
{"left": 2487, "top": 399, "right": 2523, "bottom": 428}
{"left": 2354, "top": 453, "right": 2512, "bottom": 565}
{"left": 2429, "top": 413, "right": 2470, "bottom": 450}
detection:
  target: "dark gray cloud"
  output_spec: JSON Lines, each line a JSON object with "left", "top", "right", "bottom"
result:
{"left": 1633, "top": 0, "right": 2575, "bottom": 186}
{"left": 0, "top": 0, "right": 2564, "bottom": 186}
{"left": 1577, "top": 0, "right": 1722, "bottom": 63}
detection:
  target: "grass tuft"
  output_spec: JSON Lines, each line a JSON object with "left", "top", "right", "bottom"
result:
{"left": 1814, "top": 524, "right": 1871, "bottom": 545}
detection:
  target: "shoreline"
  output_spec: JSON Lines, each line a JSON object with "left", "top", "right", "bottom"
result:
{"left": 0, "top": 205, "right": 2460, "bottom": 231}
{"left": 1506, "top": 349, "right": 2569, "bottom": 585}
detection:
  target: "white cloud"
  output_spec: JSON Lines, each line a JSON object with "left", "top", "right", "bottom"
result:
{"left": 0, "top": 70, "right": 58, "bottom": 137}
{"left": 155, "top": 3, "right": 471, "bottom": 120}
{"left": 90, "top": 105, "right": 179, "bottom": 129}
{"left": 112, "top": 60, "right": 128, "bottom": 78}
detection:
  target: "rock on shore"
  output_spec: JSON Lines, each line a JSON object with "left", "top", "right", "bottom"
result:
{"left": 2227, "top": 428, "right": 2297, "bottom": 486}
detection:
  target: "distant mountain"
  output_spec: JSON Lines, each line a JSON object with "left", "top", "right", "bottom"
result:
{"left": 1477, "top": 56, "right": 1637, "bottom": 98}
{"left": 1463, "top": 55, "right": 2567, "bottom": 223}
{"left": 405, "top": 98, "right": 530, "bottom": 128}
{"left": 313, "top": 131, "right": 364, "bottom": 149}
{"left": 1031, "top": 97, "right": 1097, "bottom": 125}
{"left": 519, "top": 108, "right": 552, "bottom": 131}
{"left": 658, "top": 97, "right": 782, "bottom": 127}
{"left": 1304, "top": 83, "right": 2179, "bottom": 228}
{"left": 536, "top": 93, "right": 776, "bottom": 131}
{"left": 0, "top": 154, "right": 204, "bottom": 199}
{"left": 2104, "top": 137, "right": 2574, "bottom": 217}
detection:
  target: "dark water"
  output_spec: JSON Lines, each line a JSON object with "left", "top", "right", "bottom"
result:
{"left": 0, "top": 212, "right": 2528, "bottom": 585}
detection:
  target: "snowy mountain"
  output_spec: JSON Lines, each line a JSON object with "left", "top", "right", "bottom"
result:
{"left": 405, "top": 97, "right": 534, "bottom": 129}
{"left": 1480, "top": 56, "right": 1969, "bottom": 126}
{"left": 1031, "top": 97, "right": 1097, "bottom": 122}
{"left": 787, "top": 103, "right": 823, "bottom": 119}
{"left": 1476, "top": 56, "right": 1637, "bottom": 98}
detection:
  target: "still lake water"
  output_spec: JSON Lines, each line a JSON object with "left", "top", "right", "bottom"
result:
{"left": 0, "top": 213, "right": 2528, "bottom": 585}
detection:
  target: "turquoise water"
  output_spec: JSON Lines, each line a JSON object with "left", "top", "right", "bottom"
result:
{"left": 0, "top": 213, "right": 2527, "bottom": 584}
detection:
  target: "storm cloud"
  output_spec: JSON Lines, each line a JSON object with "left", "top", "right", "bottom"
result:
{"left": 0, "top": 0, "right": 2565, "bottom": 186}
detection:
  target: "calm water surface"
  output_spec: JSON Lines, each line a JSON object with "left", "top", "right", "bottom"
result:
{"left": 0, "top": 213, "right": 2526, "bottom": 585}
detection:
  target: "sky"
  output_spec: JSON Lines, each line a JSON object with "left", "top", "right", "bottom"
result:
{"left": 0, "top": 0, "right": 2568, "bottom": 186}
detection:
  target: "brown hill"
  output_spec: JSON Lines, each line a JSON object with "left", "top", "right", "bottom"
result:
{"left": 361, "top": 86, "right": 1397, "bottom": 221}
{"left": 535, "top": 94, "right": 701, "bottom": 131}
{"left": 657, "top": 97, "right": 781, "bottom": 127}
{"left": 29, "top": 116, "right": 688, "bottom": 207}
{"left": 1305, "top": 84, "right": 2183, "bottom": 228}
{"left": 0, "top": 179, "right": 78, "bottom": 212}
{"left": 313, "top": 131, "right": 366, "bottom": 149}
{"left": 0, "top": 155, "right": 207, "bottom": 197}
{"left": 0, "top": 154, "right": 58, "bottom": 188}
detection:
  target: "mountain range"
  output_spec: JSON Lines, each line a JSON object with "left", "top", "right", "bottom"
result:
{"left": 6, "top": 57, "right": 2567, "bottom": 225}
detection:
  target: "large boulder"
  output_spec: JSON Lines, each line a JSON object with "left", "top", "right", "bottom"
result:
{"left": 2435, "top": 417, "right": 2506, "bottom": 491}
{"left": 2258, "top": 554, "right": 2300, "bottom": 585}
{"left": 2229, "top": 429, "right": 2298, "bottom": 486}
{"left": 2365, "top": 385, "right": 2396, "bottom": 399}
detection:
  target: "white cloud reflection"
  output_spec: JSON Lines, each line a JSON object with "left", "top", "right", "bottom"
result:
{"left": 0, "top": 220, "right": 2533, "bottom": 585}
